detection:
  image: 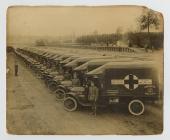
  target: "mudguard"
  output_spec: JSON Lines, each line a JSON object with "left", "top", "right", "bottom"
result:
{"left": 53, "top": 79, "right": 60, "bottom": 83}
{"left": 65, "top": 92, "right": 78, "bottom": 99}
{"left": 57, "top": 85, "right": 67, "bottom": 90}
{"left": 48, "top": 80, "right": 59, "bottom": 85}
{"left": 65, "top": 92, "right": 85, "bottom": 105}
{"left": 65, "top": 92, "right": 92, "bottom": 107}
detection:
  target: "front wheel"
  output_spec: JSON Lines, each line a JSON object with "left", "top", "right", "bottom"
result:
{"left": 64, "top": 97, "right": 78, "bottom": 112}
{"left": 48, "top": 82, "right": 57, "bottom": 92}
{"left": 55, "top": 89, "right": 66, "bottom": 100}
{"left": 128, "top": 99, "right": 144, "bottom": 116}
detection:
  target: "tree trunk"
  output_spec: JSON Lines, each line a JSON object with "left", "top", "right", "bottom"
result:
{"left": 147, "top": 24, "right": 150, "bottom": 34}
{"left": 147, "top": 16, "right": 150, "bottom": 48}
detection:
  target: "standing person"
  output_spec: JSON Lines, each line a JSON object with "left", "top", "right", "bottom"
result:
{"left": 88, "top": 81, "right": 99, "bottom": 116}
{"left": 14, "top": 60, "right": 18, "bottom": 76}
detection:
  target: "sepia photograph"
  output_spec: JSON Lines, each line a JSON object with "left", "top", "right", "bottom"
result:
{"left": 6, "top": 5, "right": 163, "bottom": 135}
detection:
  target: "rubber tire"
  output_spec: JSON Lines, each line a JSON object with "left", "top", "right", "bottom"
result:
{"left": 64, "top": 97, "right": 78, "bottom": 112}
{"left": 128, "top": 99, "right": 144, "bottom": 116}
{"left": 55, "top": 89, "right": 66, "bottom": 100}
{"left": 48, "top": 82, "right": 57, "bottom": 92}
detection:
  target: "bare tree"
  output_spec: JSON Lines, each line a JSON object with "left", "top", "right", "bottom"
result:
{"left": 138, "top": 9, "right": 160, "bottom": 33}
{"left": 138, "top": 9, "right": 160, "bottom": 48}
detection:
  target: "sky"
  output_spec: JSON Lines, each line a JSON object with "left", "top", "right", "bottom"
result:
{"left": 7, "top": 6, "right": 163, "bottom": 38}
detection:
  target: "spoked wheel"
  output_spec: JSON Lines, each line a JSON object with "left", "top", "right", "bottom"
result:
{"left": 128, "top": 99, "right": 144, "bottom": 116}
{"left": 64, "top": 97, "right": 78, "bottom": 111}
{"left": 48, "top": 82, "right": 57, "bottom": 92}
{"left": 55, "top": 89, "right": 66, "bottom": 100}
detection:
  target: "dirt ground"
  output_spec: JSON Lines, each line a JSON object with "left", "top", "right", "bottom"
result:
{"left": 6, "top": 52, "right": 163, "bottom": 135}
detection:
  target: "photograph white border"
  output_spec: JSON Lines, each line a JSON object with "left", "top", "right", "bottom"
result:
{"left": 1, "top": 0, "right": 170, "bottom": 140}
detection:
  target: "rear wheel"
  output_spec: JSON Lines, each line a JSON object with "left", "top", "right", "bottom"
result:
{"left": 64, "top": 97, "right": 78, "bottom": 111}
{"left": 55, "top": 89, "right": 66, "bottom": 100}
{"left": 128, "top": 99, "right": 144, "bottom": 116}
